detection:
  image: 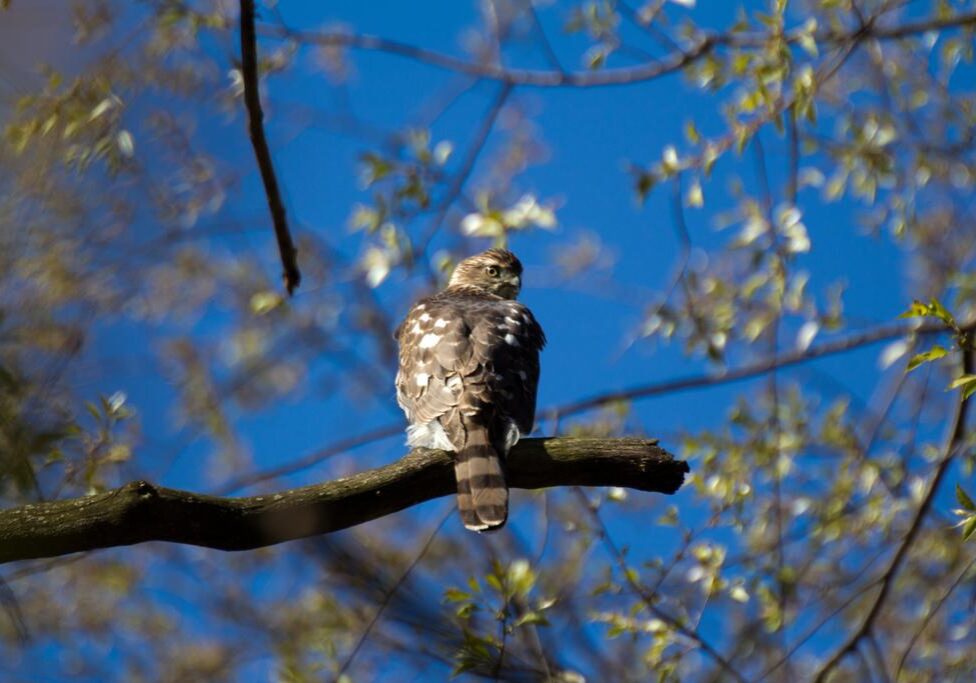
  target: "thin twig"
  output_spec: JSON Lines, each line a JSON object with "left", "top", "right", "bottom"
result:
{"left": 757, "top": 575, "right": 884, "bottom": 681}
{"left": 0, "top": 575, "right": 28, "bottom": 643}
{"left": 575, "top": 488, "right": 748, "bottom": 682}
{"left": 216, "top": 423, "right": 403, "bottom": 494}
{"left": 812, "top": 349, "right": 974, "bottom": 682}
{"left": 548, "top": 317, "right": 976, "bottom": 422}
{"left": 893, "top": 554, "right": 976, "bottom": 679}
{"left": 523, "top": 0, "right": 566, "bottom": 73}
{"left": 335, "top": 506, "right": 452, "bottom": 680}
{"left": 416, "top": 81, "right": 513, "bottom": 258}
{"left": 240, "top": 0, "right": 301, "bottom": 294}
{"left": 261, "top": 22, "right": 717, "bottom": 88}
{"left": 257, "top": 11, "right": 976, "bottom": 89}
{"left": 224, "top": 317, "right": 970, "bottom": 492}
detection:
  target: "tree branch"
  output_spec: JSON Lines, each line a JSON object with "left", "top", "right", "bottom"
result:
{"left": 549, "top": 318, "right": 976, "bottom": 421}
{"left": 260, "top": 23, "right": 716, "bottom": 88}
{"left": 0, "top": 437, "right": 686, "bottom": 565}
{"left": 416, "top": 81, "right": 512, "bottom": 257}
{"left": 812, "top": 348, "right": 974, "bottom": 682}
{"left": 220, "top": 318, "right": 975, "bottom": 493}
{"left": 257, "top": 11, "right": 976, "bottom": 89}
{"left": 240, "top": 0, "right": 301, "bottom": 294}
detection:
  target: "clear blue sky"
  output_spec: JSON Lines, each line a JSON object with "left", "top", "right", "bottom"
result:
{"left": 4, "top": 0, "right": 969, "bottom": 679}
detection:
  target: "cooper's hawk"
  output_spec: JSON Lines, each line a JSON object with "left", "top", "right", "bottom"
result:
{"left": 395, "top": 249, "right": 546, "bottom": 531}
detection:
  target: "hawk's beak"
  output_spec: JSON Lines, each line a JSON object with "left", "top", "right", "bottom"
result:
{"left": 498, "top": 274, "right": 521, "bottom": 298}
{"left": 504, "top": 275, "right": 521, "bottom": 297}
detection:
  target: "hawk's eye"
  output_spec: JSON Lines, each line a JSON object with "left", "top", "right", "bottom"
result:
{"left": 485, "top": 265, "right": 500, "bottom": 278}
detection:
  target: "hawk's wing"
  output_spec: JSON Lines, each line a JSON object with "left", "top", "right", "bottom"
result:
{"left": 395, "top": 294, "right": 545, "bottom": 446}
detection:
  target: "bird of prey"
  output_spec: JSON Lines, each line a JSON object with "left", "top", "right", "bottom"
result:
{"left": 395, "top": 249, "right": 545, "bottom": 531}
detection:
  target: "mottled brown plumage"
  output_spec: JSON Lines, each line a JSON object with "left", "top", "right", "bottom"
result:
{"left": 395, "top": 249, "right": 546, "bottom": 531}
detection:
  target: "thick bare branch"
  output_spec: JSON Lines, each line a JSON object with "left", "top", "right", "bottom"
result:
{"left": 0, "top": 438, "right": 686, "bottom": 565}
{"left": 240, "top": 0, "right": 301, "bottom": 294}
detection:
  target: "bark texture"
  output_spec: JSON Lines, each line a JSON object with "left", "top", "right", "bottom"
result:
{"left": 0, "top": 437, "right": 687, "bottom": 564}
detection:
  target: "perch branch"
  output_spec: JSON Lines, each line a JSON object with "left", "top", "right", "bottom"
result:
{"left": 240, "top": 0, "right": 301, "bottom": 294}
{"left": 0, "top": 438, "right": 686, "bottom": 565}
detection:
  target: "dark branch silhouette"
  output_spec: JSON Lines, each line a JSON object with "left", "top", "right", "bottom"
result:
{"left": 0, "top": 437, "right": 687, "bottom": 565}
{"left": 240, "top": 0, "right": 301, "bottom": 294}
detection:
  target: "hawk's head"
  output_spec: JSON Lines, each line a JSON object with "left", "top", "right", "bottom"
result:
{"left": 448, "top": 248, "right": 524, "bottom": 299}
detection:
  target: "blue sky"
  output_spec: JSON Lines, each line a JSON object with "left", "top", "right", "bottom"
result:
{"left": 190, "top": 0, "right": 911, "bottom": 492}
{"left": 4, "top": 0, "right": 973, "bottom": 679}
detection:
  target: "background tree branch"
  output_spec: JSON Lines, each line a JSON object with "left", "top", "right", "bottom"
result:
{"left": 257, "top": 10, "right": 976, "bottom": 89}
{"left": 813, "top": 348, "right": 975, "bottom": 682}
{"left": 0, "top": 437, "right": 686, "bottom": 565}
{"left": 240, "top": 0, "right": 301, "bottom": 294}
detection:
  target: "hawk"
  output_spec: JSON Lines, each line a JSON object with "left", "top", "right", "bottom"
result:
{"left": 395, "top": 249, "right": 546, "bottom": 531}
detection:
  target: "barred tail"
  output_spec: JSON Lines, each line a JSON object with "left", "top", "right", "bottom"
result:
{"left": 454, "top": 427, "right": 508, "bottom": 532}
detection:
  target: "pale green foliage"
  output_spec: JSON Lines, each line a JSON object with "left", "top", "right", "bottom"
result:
{"left": 955, "top": 484, "right": 976, "bottom": 542}
{"left": 2, "top": 0, "right": 976, "bottom": 681}
{"left": 900, "top": 299, "right": 976, "bottom": 398}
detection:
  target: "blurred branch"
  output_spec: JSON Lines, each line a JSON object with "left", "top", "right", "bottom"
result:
{"left": 336, "top": 506, "right": 453, "bottom": 679}
{"left": 549, "top": 318, "right": 976, "bottom": 421}
{"left": 261, "top": 22, "right": 716, "bottom": 88}
{"left": 893, "top": 554, "right": 976, "bottom": 679}
{"left": 216, "top": 423, "right": 403, "bottom": 494}
{"left": 258, "top": 11, "right": 976, "bottom": 89}
{"left": 221, "top": 318, "right": 974, "bottom": 493}
{"left": 577, "top": 489, "right": 747, "bottom": 682}
{"left": 0, "top": 437, "right": 686, "bottom": 564}
{"left": 240, "top": 0, "right": 301, "bottom": 294}
{"left": 812, "top": 348, "right": 975, "bottom": 682}
{"left": 523, "top": 0, "right": 566, "bottom": 73}
{"left": 416, "top": 81, "right": 513, "bottom": 258}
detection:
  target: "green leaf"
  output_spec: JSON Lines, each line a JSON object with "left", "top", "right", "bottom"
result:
{"left": 928, "top": 298, "right": 956, "bottom": 326}
{"left": 443, "top": 588, "right": 471, "bottom": 603}
{"left": 964, "top": 516, "right": 976, "bottom": 542}
{"left": 686, "top": 178, "right": 704, "bottom": 208}
{"left": 250, "top": 291, "right": 283, "bottom": 315}
{"left": 949, "top": 374, "right": 976, "bottom": 399}
{"left": 85, "top": 400, "right": 101, "bottom": 420}
{"left": 899, "top": 300, "right": 930, "bottom": 319}
{"left": 957, "top": 484, "right": 976, "bottom": 512}
{"left": 906, "top": 345, "right": 947, "bottom": 371}
{"left": 949, "top": 374, "right": 976, "bottom": 389}
{"left": 514, "top": 611, "right": 550, "bottom": 628}
{"left": 900, "top": 298, "right": 957, "bottom": 327}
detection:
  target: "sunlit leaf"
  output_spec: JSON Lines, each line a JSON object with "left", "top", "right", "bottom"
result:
{"left": 906, "top": 345, "right": 947, "bottom": 371}
{"left": 957, "top": 484, "right": 975, "bottom": 512}
{"left": 964, "top": 516, "right": 976, "bottom": 542}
